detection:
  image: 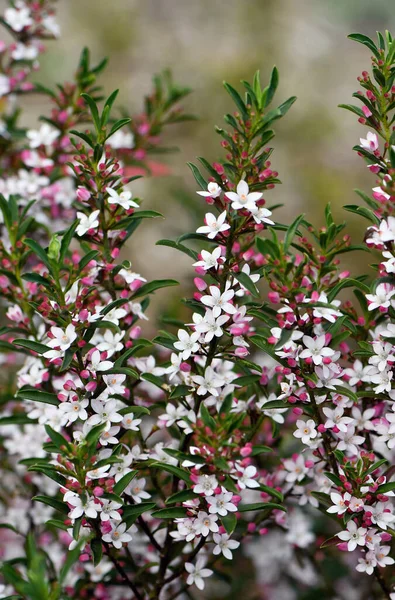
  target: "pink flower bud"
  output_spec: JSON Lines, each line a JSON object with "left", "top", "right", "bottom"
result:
{"left": 130, "top": 326, "right": 142, "bottom": 339}
{"left": 76, "top": 187, "right": 91, "bottom": 201}
{"left": 194, "top": 277, "right": 207, "bottom": 291}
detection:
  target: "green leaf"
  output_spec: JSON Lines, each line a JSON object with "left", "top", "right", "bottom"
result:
{"left": 16, "top": 388, "right": 59, "bottom": 406}
{"left": 132, "top": 279, "right": 179, "bottom": 300}
{"left": 284, "top": 213, "right": 305, "bottom": 252}
{"left": 348, "top": 33, "right": 381, "bottom": 59}
{"left": 151, "top": 462, "right": 191, "bottom": 483}
{"left": 59, "top": 221, "right": 78, "bottom": 263}
{"left": 221, "top": 513, "right": 237, "bottom": 535}
{"left": 156, "top": 238, "right": 198, "bottom": 261}
{"left": 24, "top": 238, "right": 51, "bottom": 270}
{"left": 237, "top": 502, "right": 285, "bottom": 512}
{"left": 81, "top": 93, "right": 101, "bottom": 131}
{"left": 187, "top": 162, "right": 208, "bottom": 190}
{"left": 376, "top": 481, "right": 395, "bottom": 494}
{"left": 44, "top": 425, "right": 70, "bottom": 450}
{"left": 165, "top": 489, "right": 196, "bottom": 505}
{"left": 200, "top": 404, "right": 216, "bottom": 431}
{"left": 32, "top": 495, "right": 68, "bottom": 514}
{"left": 264, "top": 66, "right": 279, "bottom": 108}
{"left": 0, "top": 414, "right": 35, "bottom": 425}
{"left": 122, "top": 502, "right": 157, "bottom": 526}
{"left": 13, "top": 339, "right": 48, "bottom": 355}
{"left": 151, "top": 507, "right": 188, "bottom": 519}
{"left": 113, "top": 470, "right": 138, "bottom": 496}
{"left": 233, "top": 271, "right": 259, "bottom": 297}
{"left": 327, "top": 278, "right": 370, "bottom": 303}
{"left": 91, "top": 538, "right": 103, "bottom": 566}
{"left": 223, "top": 82, "right": 249, "bottom": 121}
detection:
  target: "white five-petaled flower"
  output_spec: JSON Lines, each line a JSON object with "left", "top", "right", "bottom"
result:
{"left": 192, "top": 309, "right": 229, "bottom": 343}
{"left": 107, "top": 188, "right": 139, "bottom": 210}
{"left": 322, "top": 406, "right": 353, "bottom": 432}
{"left": 327, "top": 492, "right": 351, "bottom": 515}
{"left": 233, "top": 464, "right": 260, "bottom": 489}
{"left": 299, "top": 334, "right": 335, "bottom": 366}
{"left": 196, "top": 211, "right": 230, "bottom": 239}
{"left": 27, "top": 124, "right": 59, "bottom": 149}
{"left": 293, "top": 419, "right": 318, "bottom": 445}
{"left": 213, "top": 533, "right": 240, "bottom": 559}
{"left": 194, "top": 511, "right": 219, "bottom": 536}
{"left": 185, "top": 558, "right": 213, "bottom": 591}
{"left": 76, "top": 210, "right": 100, "bottom": 236}
{"left": 174, "top": 329, "right": 200, "bottom": 360}
{"left": 196, "top": 182, "right": 222, "bottom": 198}
{"left": 359, "top": 131, "right": 379, "bottom": 152}
{"left": 206, "top": 487, "right": 237, "bottom": 515}
{"left": 366, "top": 283, "right": 395, "bottom": 311}
{"left": 192, "top": 366, "right": 224, "bottom": 396}
{"left": 102, "top": 522, "right": 133, "bottom": 549}
{"left": 5, "top": 5, "right": 33, "bottom": 32}
{"left": 193, "top": 247, "right": 222, "bottom": 270}
{"left": 193, "top": 474, "right": 218, "bottom": 496}
{"left": 226, "top": 180, "right": 262, "bottom": 211}
{"left": 250, "top": 205, "right": 274, "bottom": 225}
{"left": 46, "top": 323, "right": 77, "bottom": 351}
{"left": 64, "top": 491, "right": 100, "bottom": 520}
{"left": 337, "top": 520, "right": 367, "bottom": 551}
{"left": 201, "top": 283, "right": 236, "bottom": 318}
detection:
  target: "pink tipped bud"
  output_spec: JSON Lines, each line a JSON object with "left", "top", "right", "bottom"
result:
{"left": 180, "top": 362, "right": 191, "bottom": 373}
{"left": 76, "top": 187, "right": 91, "bottom": 201}
{"left": 130, "top": 326, "right": 142, "bottom": 339}
{"left": 268, "top": 291, "right": 280, "bottom": 303}
{"left": 86, "top": 380, "right": 97, "bottom": 393}
{"left": 318, "top": 424, "right": 326, "bottom": 433}
{"left": 194, "top": 277, "right": 207, "bottom": 291}
{"left": 292, "top": 407, "right": 303, "bottom": 416}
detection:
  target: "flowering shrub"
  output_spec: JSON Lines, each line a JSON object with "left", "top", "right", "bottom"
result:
{"left": 0, "top": 3, "right": 395, "bottom": 598}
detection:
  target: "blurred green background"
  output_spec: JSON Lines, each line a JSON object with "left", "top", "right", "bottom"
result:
{"left": 13, "top": 0, "right": 395, "bottom": 325}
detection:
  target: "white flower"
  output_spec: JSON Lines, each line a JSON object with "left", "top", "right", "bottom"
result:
{"left": 366, "top": 283, "right": 395, "bottom": 311}
{"left": 46, "top": 323, "right": 77, "bottom": 351}
{"left": 5, "top": 5, "right": 33, "bottom": 32}
{"left": 258, "top": 394, "right": 288, "bottom": 424}
{"left": 299, "top": 334, "right": 335, "bottom": 366}
{"left": 249, "top": 205, "right": 274, "bottom": 225}
{"left": 89, "top": 349, "right": 113, "bottom": 374}
{"left": 192, "top": 366, "right": 224, "bottom": 396}
{"left": 128, "top": 478, "right": 151, "bottom": 503}
{"left": 0, "top": 74, "right": 10, "bottom": 97}
{"left": 322, "top": 406, "right": 353, "bottom": 432}
{"left": 196, "top": 182, "right": 222, "bottom": 198}
{"left": 374, "top": 545, "right": 395, "bottom": 568}
{"left": 121, "top": 414, "right": 142, "bottom": 431}
{"left": 336, "top": 426, "right": 365, "bottom": 455}
{"left": 58, "top": 398, "right": 89, "bottom": 425}
{"left": 174, "top": 329, "right": 200, "bottom": 360}
{"left": 64, "top": 491, "right": 100, "bottom": 519}
{"left": 88, "top": 398, "right": 122, "bottom": 428}
{"left": 27, "top": 124, "right": 59, "bottom": 149}
{"left": 327, "top": 492, "right": 351, "bottom": 515}
{"left": 359, "top": 131, "right": 379, "bottom": 152}
{"left": 293, "top": 419, "right": 318, "bottom": 445}
{"left": 165, "top": 353, "right": 182, "bottom": 380}
{"left": 103, "top": 373, "right": 126, "bottom": 395}
{"left": 356, "top": 551, "right": 377, "bottom": 575}
{"left": 213, "top": 533, "right": 240, "bottom": 559}
{"left": 102, "top": 522, "right": 133, "bottom": 549}
{"left": 96, "top": 330, "right": 125, "bottom": 357}
{"left": 226, "top": 180, "right": 262, "bottom": 211}
{"left": 119, "top": 267, "right": 147, "bottom": 285}
{"left": 194, "top": 511, "right": 219, "bottom": 536}
{"left": 185, "top": 558, "right": 213, "bottom": 591}
{"left": 368, "top": 502, "right": 395, "bottom": 530}
{"left": 193, "top": 474, "right": 218, "bottom": 496}
{"left": 100, "top": 500, "right": 122, "bottom": 522}
{"left": 201, "top": 283, "right": 236, "bottom": 318}
{"left": 283, "top": 455, "right": 309, "bottom": 483}
{"left": 234, "top": 464, "right": 260, "bottom": 489}
{"left": 337, "top": 520, "right": 367, "bottom": 551}
{"left": 196, "top": 211, "right": 230, "bottom": 239}
{"left": 107, "top": 129, "right": 134, "bottom": 149}
{"left": 206, "top": 488, "right": 237, "bottom": 516}
{"left": 193, "top": 247, "right": 222, "bottom": 270}
{"left": 192, "top": 309, "right": 229, "bottom": 343}
{"left": 76, "top": 210, "right": 100, "bottom": 236}
{"left": 107, "top": 188, "right": 139, "bottom": 210}
{"left": 11, "top": 43, "right": 39, "bottom": 61}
